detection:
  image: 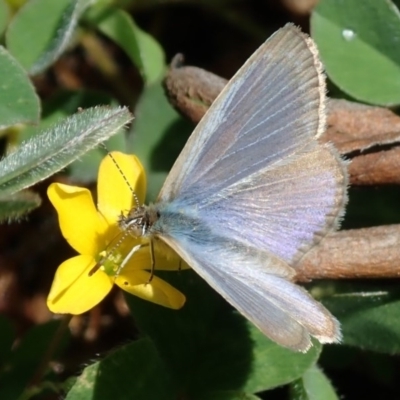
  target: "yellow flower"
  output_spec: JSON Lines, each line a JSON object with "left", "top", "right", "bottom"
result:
{"left": 47, "top": 151, "right": 186, "bottom": 314}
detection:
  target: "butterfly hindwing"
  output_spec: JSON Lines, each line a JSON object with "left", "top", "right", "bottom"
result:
{"left": 158, "top": 235, "right": 340, "bottom": 352}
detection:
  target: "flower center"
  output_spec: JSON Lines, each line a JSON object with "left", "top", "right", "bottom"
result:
{"left": 96, "top": 250, "right": 123, "bottom": 277}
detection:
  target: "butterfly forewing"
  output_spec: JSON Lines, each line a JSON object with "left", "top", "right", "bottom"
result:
{"left": 158, "top": 24, "right": 327, "bottom": 203}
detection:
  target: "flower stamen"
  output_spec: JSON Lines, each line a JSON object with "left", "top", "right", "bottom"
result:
{"left": 94, "top": 250, "right": 122, "bottom": 276}
{"left": 88, "top": 229, "right": 131, "bottom": 276}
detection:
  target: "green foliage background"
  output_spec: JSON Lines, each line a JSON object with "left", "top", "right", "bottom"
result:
{"left": 0, "top": 0, "right": 400, "bottom": 399}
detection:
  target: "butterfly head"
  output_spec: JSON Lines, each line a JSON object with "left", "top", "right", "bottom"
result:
{"left": 118, "top": 204, "right": 160, "bottom": 238}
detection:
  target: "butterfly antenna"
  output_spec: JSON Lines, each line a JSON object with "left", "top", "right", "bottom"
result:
{"left": 107, "top": 151, "right": 141, "bottom": 207}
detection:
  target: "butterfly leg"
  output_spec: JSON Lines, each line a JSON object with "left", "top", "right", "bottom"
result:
{"left": 116, "top": 244, "right": 142, "bottom": 277}
{"left": 178, "top": 258, "right": 182, "bottom": 271}
{"left": 146, "top": 239, "right": 155, "bottom": 284}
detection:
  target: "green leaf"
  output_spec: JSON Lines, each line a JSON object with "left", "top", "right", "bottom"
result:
{"left": 243, "top": 325, "right": 321, "bottom": 393}
{"left": 323, "top": 286, "right": 400, "bottom": 353}
{"left": 0, "top": 0, "right": 10, "bottom": 36}
{"left": 197, "top": 392, "right": 262, "bottom": 400}
{"left": 0, "top": 46, "right": 40, "bottom": 128}
{"left": 128, "top": 81, "right": 193, "bottom": 201}
{"left": 0, "top": 190, "right": 41, "bottom": 221}
{"left": 289, "top": 365, "right": 339, "bottom": 400}
{"left": 19, "top": 90, "right": 115, "bottom": 142}
{"left": 6, "top": 0, "right": 85, "bottom": 74}
{"left": 311, "top": 0, "right": 400, "bottom": 106}
{"left": 88, "top": 6, "right": 165, "bottom": 85}
{"left": 65, "top": 337, "right": 174, "bottom": 400}
{"left": 18, "top": 89, "right": 126, "bottom": 183}
{"left": 126, "top": 270, "right": 254, "bottom": 397}
{"left": 0, "top": 315, "right": 15, "bottom": 367}
{"left": 0, "top": 106, "right": 133, "bottom": 196}
{"left": 0, "top": 320, "right": 70, "bottom": 400}
{"left": 126, "top": 270, "right": 321, "bottom": 397}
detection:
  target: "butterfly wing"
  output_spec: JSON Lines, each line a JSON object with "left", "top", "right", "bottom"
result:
{"left": 159, "top": 23, "right": 347, "bottom": 267}
{"left": 188, "top": 144, "right": 346, "bottom": 265}
{"left": 154, "top": 24, "right": 347, "bottom": 348}
{"left": 159, "top": 23, "right": 328, "bottom": 202}
{"left": 159, "top": 235, "right": 340, "bottom": 352}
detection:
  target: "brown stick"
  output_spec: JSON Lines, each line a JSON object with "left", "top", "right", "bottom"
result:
{"left": 296, "top": 225, "right": 400, "bottom": 281}
{"left": 164, "top": 61, "right": 400, "bottom": 187}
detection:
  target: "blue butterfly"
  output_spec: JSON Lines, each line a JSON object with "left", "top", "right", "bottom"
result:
{"left": 120, "top": 24, "right": 348, "bottom": 352}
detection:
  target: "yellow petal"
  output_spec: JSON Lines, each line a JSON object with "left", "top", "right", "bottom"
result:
{"left": 47, "top": 255, "right": 113, "bottom": 314}
{"left": 153, "top": 239, "right": 191, "bottom": 271}
{"left": 115, "top": 270, "right": 186, "bottom": 309}
{"left": 48, "top": 183, "right": 108, "bottom": 255}
{"left": 97, "top": 152, "right": 146, "bottom": 225}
